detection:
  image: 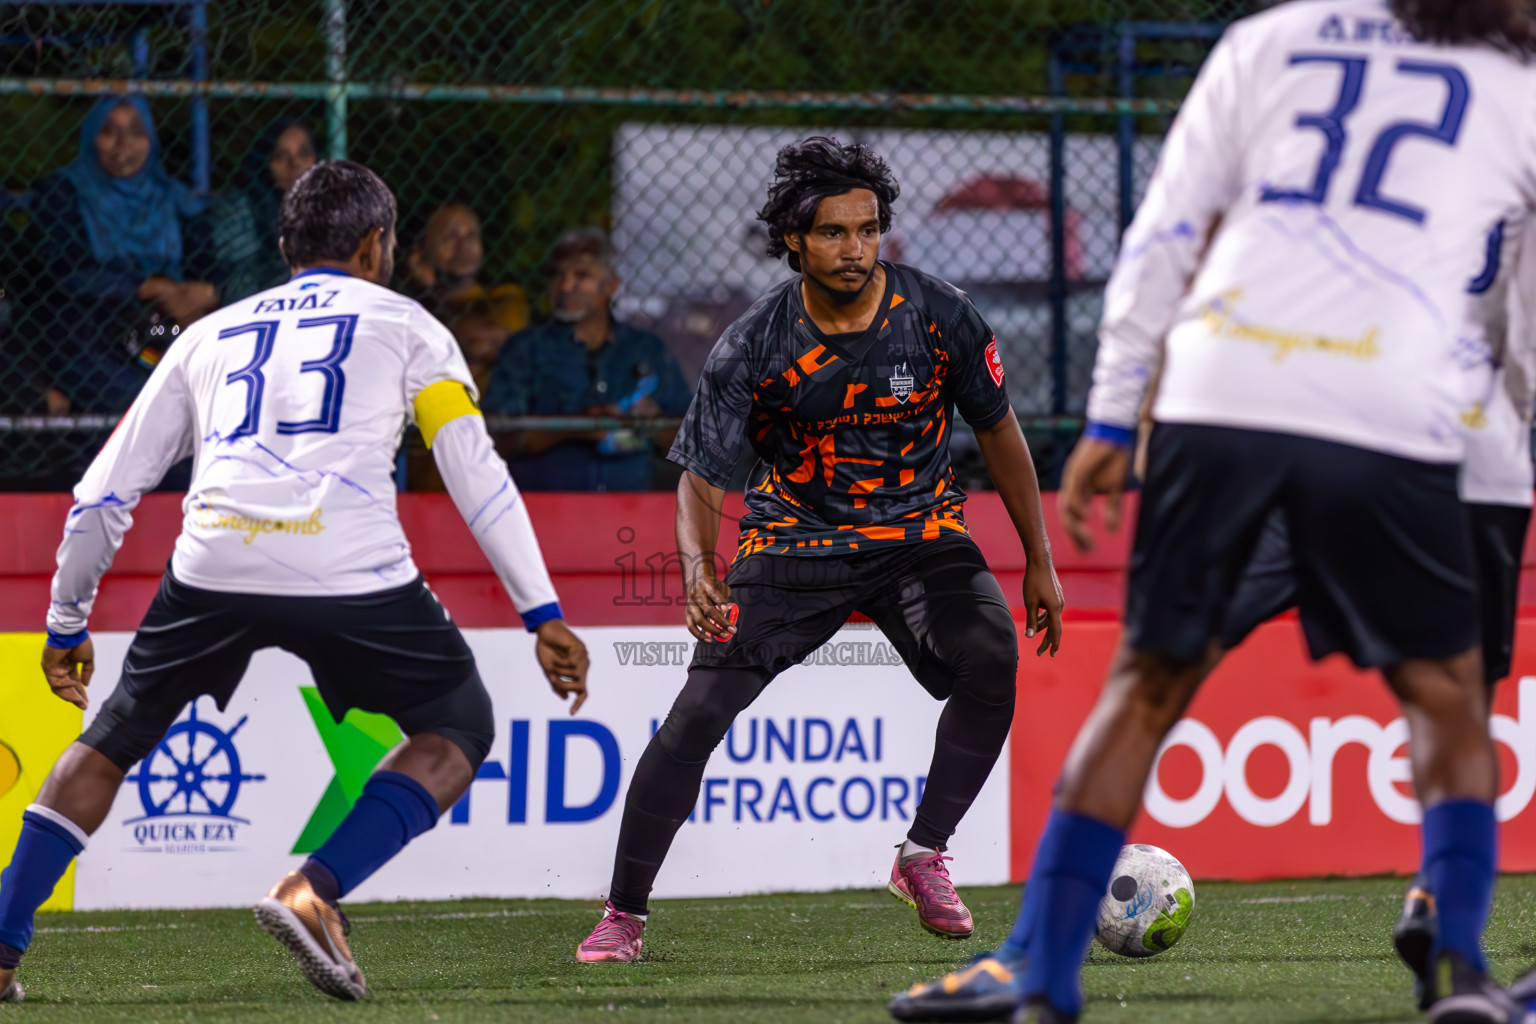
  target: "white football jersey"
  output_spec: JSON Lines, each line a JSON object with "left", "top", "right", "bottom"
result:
{"left": 149, "top": 270, "right": 468, "bottom": 593}
{"left": 1461, "top": 216, "right": 1536, "bottom": 508}
{"left": 1089, "top": 0, "right": 1536, "bottom": 464}
{"left": 48, "top": 270, "right": 562, "bottom": 629}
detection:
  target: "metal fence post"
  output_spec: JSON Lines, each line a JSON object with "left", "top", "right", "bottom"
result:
{"left": 1047, "top": 51, "right": 1068, "bottom": 419}
{"left": 1117, "top": 26, "right": 1136, "bottom": 236}
{"left": 189, "top": 0, "right": 210, "bottom": 195}
{"left": 324, "top": 0, "right": 347, "bottom": 160}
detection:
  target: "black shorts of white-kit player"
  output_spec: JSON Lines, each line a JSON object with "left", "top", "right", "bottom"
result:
{"left": 1221, "top": 503, "right": 1531, "bottom": 685}
{"left": 80, "top": 571, "right": 494, "bottom": 773}
{"left": 1129, "top": 423, "right": 1479, "bottom": 669}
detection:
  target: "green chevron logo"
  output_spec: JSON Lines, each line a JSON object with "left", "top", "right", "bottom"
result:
{"left": 291, "top": 686, "right": 404, "bottom": 854}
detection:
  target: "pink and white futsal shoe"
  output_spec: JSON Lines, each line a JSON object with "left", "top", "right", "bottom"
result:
{"left": 889, "top": 847, "right": 975, "bottom": 940}
{"left": 576, "top": 902, "right": 645, "bottom": 963}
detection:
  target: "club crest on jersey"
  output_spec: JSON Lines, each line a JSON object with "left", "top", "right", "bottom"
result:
{"left": 985, "top": 337, "right": 1005, "bottom": 387}
{"left": 889, "top": 363, "right": 915, "bottom": 403}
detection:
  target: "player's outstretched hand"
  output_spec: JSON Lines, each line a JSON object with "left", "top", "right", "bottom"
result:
{"left": 535, "top": 620, "right": 590, "bottom": 715}
{"left": 1022, "top": 560, "right": 1065, "bottom": 658}
{"left": 41, "top": 638, "right": 94, "bottom": 710}
{"left": 1060, "top": 437, "right": 1132, "bottom": 552}
{"left": 685, "top": 576, "right": 737, "bottom": 643}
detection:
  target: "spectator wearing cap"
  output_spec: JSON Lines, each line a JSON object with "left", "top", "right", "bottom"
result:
{"left": 483, "top": 228, "right": 691, "bottom": 491}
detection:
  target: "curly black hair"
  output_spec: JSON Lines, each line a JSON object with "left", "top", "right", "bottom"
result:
{"left": 758, "top": 136, "right": 900, "bottom": 273}
{"left": 1389, "top": 0, "right": 1536, "bottom": 53}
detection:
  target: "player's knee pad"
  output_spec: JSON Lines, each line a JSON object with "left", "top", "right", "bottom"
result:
{"left": 655, "top": 668, "right": 763, "bottom": 764}
{"left": 946, "top": 601, "right": 1020, "bottom": 706}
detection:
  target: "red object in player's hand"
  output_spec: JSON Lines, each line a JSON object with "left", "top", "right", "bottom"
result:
{"left": 704, "top": 603, "right": 739, "bottom": 643}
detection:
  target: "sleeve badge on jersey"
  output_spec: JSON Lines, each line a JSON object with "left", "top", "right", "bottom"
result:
{"left": 985, "top": 336, "right": 1005, "bottom": 387}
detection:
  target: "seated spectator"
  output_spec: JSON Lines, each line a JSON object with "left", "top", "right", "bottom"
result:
{"left": 483, "top": 228, "right": 692, "bottom": 492}
{"left": 400, "top": 201, "right": 529, "bottom": 334}
{"left": 19, "top": 97, "right": 221, "bottom": 413}
{"left": 392, "top": 203, "right": 531, "bottom": 492}
{"left": 401, "top": 297, "right": 513, "bottom": 492}
{"left": 452, "top": 297, "right": 515, "bottom": 396}
{"left": 209, "top": 117, "right": 317, "bottom": 303}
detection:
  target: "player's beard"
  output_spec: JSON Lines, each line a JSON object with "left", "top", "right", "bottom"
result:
{"left": 808, "top": 263, "right": 874, "bottom": 306}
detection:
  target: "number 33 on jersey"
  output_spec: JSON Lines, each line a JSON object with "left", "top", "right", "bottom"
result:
{"left": 71, "top": 268, "right": 480, "bottom": 597}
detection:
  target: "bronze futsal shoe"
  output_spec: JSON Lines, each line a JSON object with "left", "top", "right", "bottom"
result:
{"left": 255, "top": 870, "right": 367, "bottom": 1000}
{"left": 0, "top": 966, "right": 22, "bottom": 1003}
{"left": 890, "top": 845, "right": 975, "bottom": 940}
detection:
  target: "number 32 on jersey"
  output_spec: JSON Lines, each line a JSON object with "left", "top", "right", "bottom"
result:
{"left": 1261, "top": 53, "right": 1469, "bottom": 225}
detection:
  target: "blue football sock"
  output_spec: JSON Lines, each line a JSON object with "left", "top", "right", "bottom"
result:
{"left": 308, "top": 771, "right": 439, "bottom": 898}
{"left": 1422, "top": 800, "right": 1496, "bottom": 973}
{"left": 0, "top": 807, "right": 88, "bottom": 957}
{"left": 1020, "top": 809, "right": 1125, "bottom": 1016}
{"left": 998, "top": 777, "right": 1067, "bottom": 962}
{"left": 998, "top": 878, "right": 1041, "bottom": 963}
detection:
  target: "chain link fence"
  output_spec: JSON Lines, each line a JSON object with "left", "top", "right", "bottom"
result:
{"left": 0, "top": 0, "right": 1259, "bottom": 490}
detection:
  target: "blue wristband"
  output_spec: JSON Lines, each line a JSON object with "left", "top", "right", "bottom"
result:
{"left": 1083, "top": 421, "right": 1137, "bottom": 448}
{"left": 520, "top": 602, "right": 564, "bottom": 632}
{"left": 46, "top": 629, "right": 89, "bottom": 650}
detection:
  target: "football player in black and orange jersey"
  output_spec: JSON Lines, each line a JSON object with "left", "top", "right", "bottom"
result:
{"left": 576, "top": 137, "right": 1065, "bottom": 962}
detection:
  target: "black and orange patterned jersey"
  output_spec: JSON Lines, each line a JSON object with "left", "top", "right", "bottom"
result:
{"left": 669, "top": 261, "right": 1011, "bottom": 559}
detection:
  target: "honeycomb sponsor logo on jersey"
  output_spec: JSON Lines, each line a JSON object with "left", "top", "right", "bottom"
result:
{"left": 1201, "top": 290, "right": 1381, "bottom": 365}
{"left": 190, "top": 503, "right": 325, "bottom": 544}
{"left": 120, "top": 698, "right": 267, "bottom": 854}
{"left": 1143, "top": 677, "right": 1536, "bottom": 828}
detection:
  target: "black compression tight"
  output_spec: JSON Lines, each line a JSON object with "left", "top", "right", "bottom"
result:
{"left": 606, "top": 602, "right": 1017, "bottom": 915}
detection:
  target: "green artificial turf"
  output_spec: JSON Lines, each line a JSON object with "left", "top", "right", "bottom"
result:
{"left": 5, "top": 877, "right": 1536, "bottom": 1022}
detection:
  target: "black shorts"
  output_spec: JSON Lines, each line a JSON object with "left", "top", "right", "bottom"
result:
{"left": 1129, "top": 423, "right": 1479, "bottom": 669}
{"left": 1223, "top": 502, "right": 1530, "bottom": 684}
{"left": 80, "top": 572, "right": 494, "bottom": 772}
{"left": 691, "top": 533, "right": 1015, "bottom": 699}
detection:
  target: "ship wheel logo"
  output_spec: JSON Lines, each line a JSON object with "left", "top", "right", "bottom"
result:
{"left": 126, "top": 698, "right": 266, "bottom": 822}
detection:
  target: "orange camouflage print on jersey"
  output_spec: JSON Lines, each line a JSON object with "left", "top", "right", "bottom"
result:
{"left": 669, "top": 262, "right": 1011, "bottom": 561}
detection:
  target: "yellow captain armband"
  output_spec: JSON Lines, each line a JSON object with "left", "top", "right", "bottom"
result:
{"left": 414, "top": 379, "right": 482, "bottom": 448}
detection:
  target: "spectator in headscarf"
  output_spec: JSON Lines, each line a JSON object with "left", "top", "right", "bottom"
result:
{"left": 19, "top": 97, "right": 221, "bottom": 413}
{"left": 209, "top": 117, "right": 318, "bottom": 303}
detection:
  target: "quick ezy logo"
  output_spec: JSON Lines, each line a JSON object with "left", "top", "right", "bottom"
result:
{"left": 122, "top": 698, "right": 266, "bottom": 854}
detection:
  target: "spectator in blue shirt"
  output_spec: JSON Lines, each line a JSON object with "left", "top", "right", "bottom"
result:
{"left": 484, "top": 228, "right": 692, "bottom": 491}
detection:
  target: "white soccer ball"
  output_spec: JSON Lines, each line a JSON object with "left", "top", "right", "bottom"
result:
{"left": 1095, "top": 844, "right": 1195, "bottom": 958}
